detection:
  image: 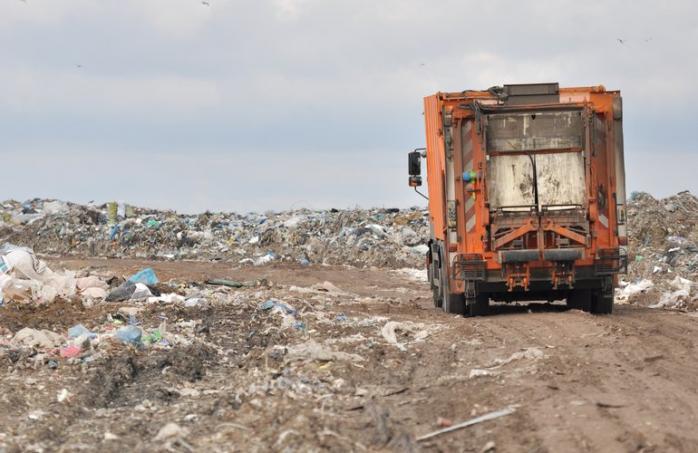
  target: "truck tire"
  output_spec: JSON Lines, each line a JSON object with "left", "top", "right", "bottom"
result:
{"left": 467, "top": 292, "right": 489, "bottom": 317}
{"left": 432, "top": 285, "right": 443, "bottom": 308}
{"left": 567, "top": 289, "right": 592, "bottom": 312}
{"left": 591, "top": 291, "right": 614, "bottom": 314}
{"left": 440, "top": 257, "right": 465, "bottom": 314}
{"left": 430, "top": 245, "right": 443, "bottom": 308}
{"left": 443, "top": 291, "right": 465, "bottom": 314}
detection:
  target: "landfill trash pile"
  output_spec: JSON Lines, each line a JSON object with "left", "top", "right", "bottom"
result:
{"left": 0, "top": 199, "right": 429, "bottom": 268}
{"left": 0, "top": 244, "right": 81, "bottom": 306}
{"left": 0, "top": 229, "right": 697, "bottom": 450}
{"left": 0, "top": 259, "right": 455, "bottom": 451}
{"left": 620, "top": 191, "right": 698, "bottom": 309}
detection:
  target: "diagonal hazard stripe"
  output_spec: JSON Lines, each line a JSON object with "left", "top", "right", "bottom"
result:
{"left": 465, "top": 203, "right": 476, "bottom": 232}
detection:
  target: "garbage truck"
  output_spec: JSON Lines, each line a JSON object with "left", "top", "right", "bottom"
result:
{"left": 408, "top": 83, "right": 627, "bottom": 316}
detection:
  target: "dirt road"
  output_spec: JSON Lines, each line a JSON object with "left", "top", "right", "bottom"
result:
{"left": 1, "top": 259, "right": 697, "bottom": 452}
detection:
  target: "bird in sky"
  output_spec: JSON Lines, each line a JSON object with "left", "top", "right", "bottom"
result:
{"left": 202, "top": 1, "right": 210, "bottom": 6}
{"left": 617, "top": 38, "right": 625, "bottom": 44}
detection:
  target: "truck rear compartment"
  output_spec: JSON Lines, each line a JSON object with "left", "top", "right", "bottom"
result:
{"left": 417, "top": 83, "right": 627, "bottom": 316}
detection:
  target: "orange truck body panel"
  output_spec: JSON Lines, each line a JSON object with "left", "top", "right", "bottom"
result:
{"left": 421, "top": 83, "right": 626, "bottom": 312}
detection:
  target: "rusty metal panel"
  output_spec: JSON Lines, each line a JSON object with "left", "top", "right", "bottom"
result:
{"left": 487, "top": 154, "right": 535, "bottom": 210}
{"left": 593, "top": 114, "right": 606, "bottom": 156}
{"left": 612, "top": 95, "right": 627, "bottom": 240}
{"left": 424, "top": 95, "right": 446, "bottom": 240}
{"left": 486, "top": 110, "right": 583, "bottom": 152}
{"left": 486, "top": 149, "right": 586, "bottom": 210}
{"left": 535, "top": 152, "right": 586, "bottom": 208}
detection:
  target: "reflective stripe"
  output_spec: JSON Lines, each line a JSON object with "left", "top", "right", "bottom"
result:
{"left": 465, "top": 196, "right": 475, "bottom": 212}
{"left": 466, "top": 216, "right": 476, "bottom": 232}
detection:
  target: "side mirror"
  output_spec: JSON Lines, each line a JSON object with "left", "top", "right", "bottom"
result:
{"left": 408, "top": 151, "right": 422, "bottom": 187}
{"left": 408, "top": 151, "right": 421, "bottom": 176}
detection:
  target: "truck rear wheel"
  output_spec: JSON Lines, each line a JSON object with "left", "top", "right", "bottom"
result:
{"left": 443, "top": 291, "right": 465, "bottom": 314}
{"left": 432, "top": 286, "right": 442, "bottom": 308}
{"left": 567, "top": 289, "right": 592, "bottom": 312}
{"left": 440, "top": 256, "right": 464, "bottom": 314}
{"left": 467, "top": 292, "right": 489, "bottom": 317}
{"left": 429, "top": 244, "right": 443, "bottom": 308}
{"left": 591, "top": 291, "right": 614, "bottom": 314}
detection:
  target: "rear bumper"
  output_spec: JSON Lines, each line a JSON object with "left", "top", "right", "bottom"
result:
{"left": 499, "top": 248, "right": 583, "bottom": 263}
{"left": 482, "top": 264, "right": 600, "bottom": 283}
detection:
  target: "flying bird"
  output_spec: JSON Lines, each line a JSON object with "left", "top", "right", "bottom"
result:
{"left": 201, "top": 1, "right": 210, "bottom": 5}
{"left": 616, "top": 38, "right": 625, "bottom": 44}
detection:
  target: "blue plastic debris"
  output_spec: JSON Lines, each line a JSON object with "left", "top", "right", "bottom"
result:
{"left": 68, "top": 324, "right": 96, "bottom": 339}
{"left": 335, "top": 313, "right": 348, "bottom": 322}
{"left": 259, "top": 299, "right": 297, "bottom": 316}
{"left": 109, "top": 225, "right": 120, "bottom": 240}
{"left": 116, "top": 325, "right": 142, "bottom": 345}
{"left": 128, "top": 267, "right": 159, "bottom": 286}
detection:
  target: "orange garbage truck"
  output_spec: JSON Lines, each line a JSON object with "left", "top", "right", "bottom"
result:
{"left": 408, "top": 83, "right": 627, "bottom": 316}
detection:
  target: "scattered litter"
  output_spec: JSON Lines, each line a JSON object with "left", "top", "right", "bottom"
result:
{"left": 11, "top": 328, "right": 64, "bottom": 349}
{"left": 131, "top": 283, "right": 153, "bottom": 299}
{"left": 115, "top": 325, "right": 143, "bottom": 345}
{"left": 153, "top": 422, "right": 189, "bottom": 441}
{"left": 469, "top": 369, "right": 498, "bottom": 379}
{"left": 416, "top": 406, "right": 517, "bottom": 441}
{"left": 650, "top": 276, "right": 694, "bottom": 309}
{"left": 259, "top": 299, "right": 297, "bottom": 316}
{"left": 206, "top": 279, "right": 243, "bottom": 288}
{"left": 128, "top": 267, "right": 159, "bottom": 285}
{"left": 392, "top": 268, "right": 428, "bottom": 282}
{"left": 68, "top": 324, "right": 96, "bottom": 339}
{"left": 57, "top": 388, "right": 70, "bottom": 403}
{"left": 615, "top": 279, "right": 654, "bottom": 304}
{"left": 82, "top": 287, "right": 107, "bottom": 299}
{"left": 381, "top": 321, "right": 431, "bottom": 351}
{"left": 286, "top": 340, "right": 365, "bottom": 363}
{"left": 60, "top": 345, "right": 82, "bottom": 358}
{"left": 487, "top": 347, "right": 545, "bottom": 368}
{"left": 106, "top": 281, "right": 137, "bottom": 302}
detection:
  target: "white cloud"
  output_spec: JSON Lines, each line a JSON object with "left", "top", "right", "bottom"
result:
{"left": 0, "top": 0, "right": 96, "bottom": 28}
{"left": 0, "top": 68, "right": 220, "bottom": 114}
{"left": 0, "top": 0, "right": 696, "bottom": 210}
{"left": 129, "top": 0, "right": 214, "bottom": 38}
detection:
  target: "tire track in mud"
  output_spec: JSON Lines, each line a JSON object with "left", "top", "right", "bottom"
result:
{"left": 449, "top": 306, "right": 698, "bottom": 452}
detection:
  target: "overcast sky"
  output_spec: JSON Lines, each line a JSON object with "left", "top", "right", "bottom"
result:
{"left": 1, "top": 0, "right": 696, "bottom": 213}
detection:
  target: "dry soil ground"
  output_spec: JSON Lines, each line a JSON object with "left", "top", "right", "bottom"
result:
{"left": 1, "top": 259, "right": 698, "bottom": 452}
